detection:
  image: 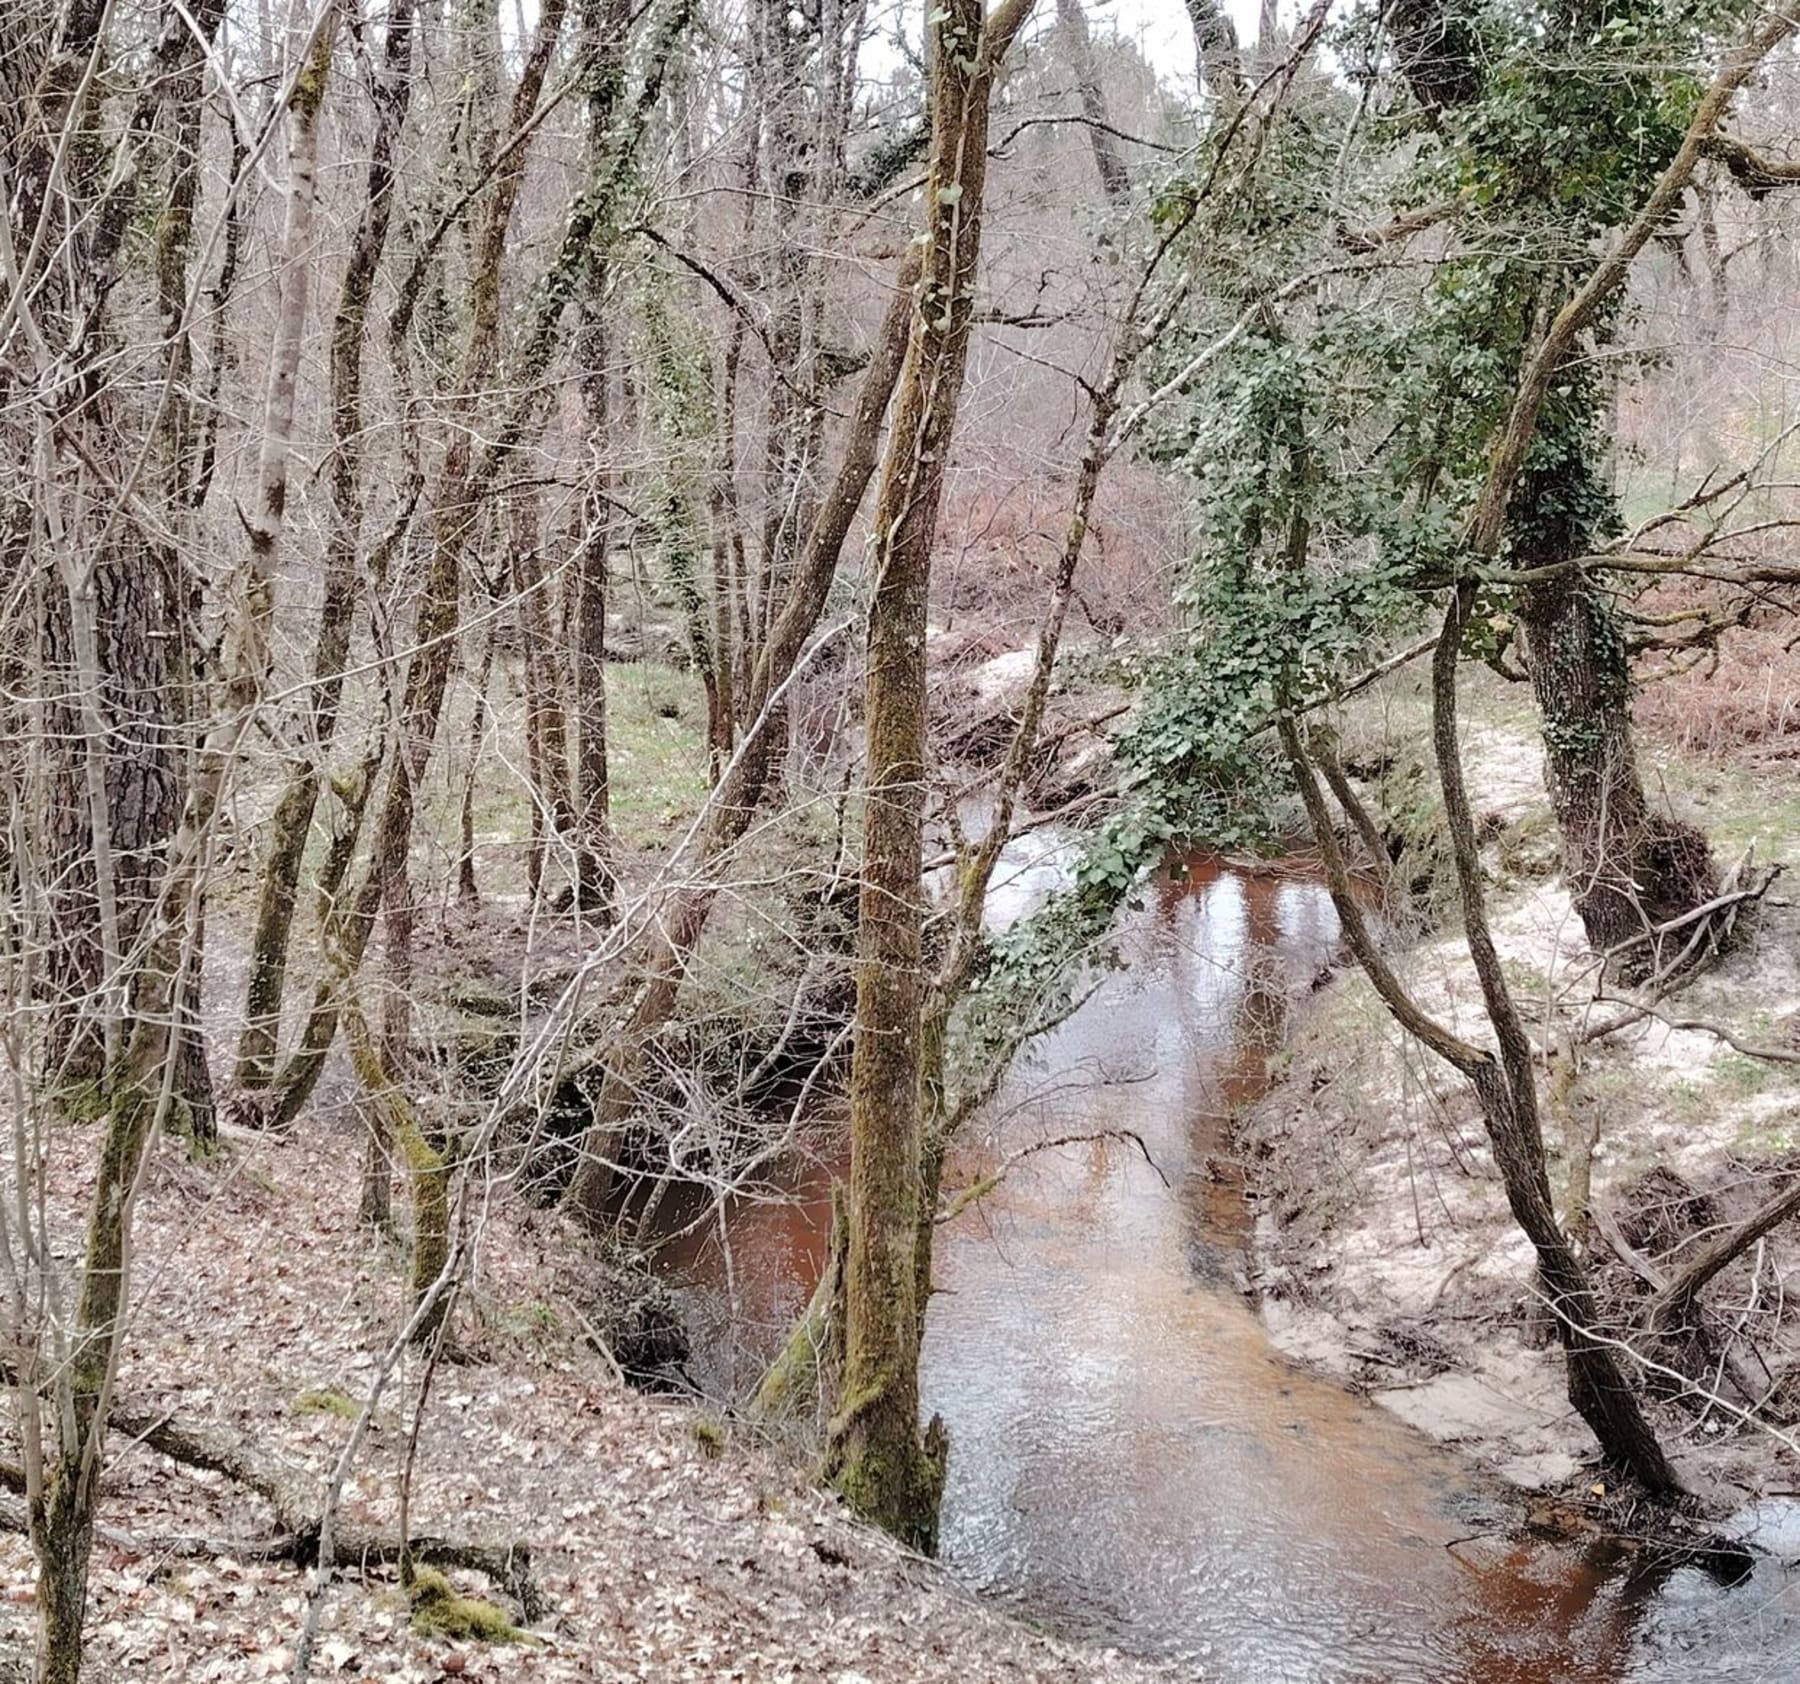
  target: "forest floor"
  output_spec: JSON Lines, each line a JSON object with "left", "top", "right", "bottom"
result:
{"left": 1243, "top": 665, "right": 1800, "bottom": 1506}
{"left": 0, "top": 1128, "right": 1178, "bottom": 1684}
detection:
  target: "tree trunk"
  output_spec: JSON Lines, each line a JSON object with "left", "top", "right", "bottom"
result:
{"left": 1055, "top": 0, "right": 1129, "bottom": 198}
{"left": 1279, "top": 588, "right": 1683, "bottom": 1500}
{"left": 33, "top": 1479, "right": 92, "bottom": 1684}
{"left": 512, "top": 491, "right": 582, "bottom": 903}
{"left": 560, "top": 247, "right": 921, "bottom": 1224}
{"left": 1432, "top": 583, "right": 1679, "bottom": 1492}
{"left": 574, "top": 306, "right": 619, "bottom": 916}
{"left": 822, "top": 0, "right": 1037, "bottom": 1553}
{"left": 1518, "top": 571, "right": 1716, "bottom": 974}
{"left": 1183, "top": 0, "right": 1245, "bottom": 107}
{"left": 345, "top": 994, "right": 451, "bottom": 1344}
{"left": 456, "top": 628, "right": 495, "bottom": 909}
{"left": 267, "top": 0, "right": 569, "bottom": 1128}
{"left": 29, "top": 24, "right": 339, "bottom": 1675}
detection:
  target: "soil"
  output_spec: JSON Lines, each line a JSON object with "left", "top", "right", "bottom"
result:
{"left": 1242, "top": 703, "right": 1800, "bottom": 1508}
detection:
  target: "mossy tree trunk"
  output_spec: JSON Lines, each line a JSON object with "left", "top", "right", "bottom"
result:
{"left": 344, "top": 994, "right": 452, "bottom": 1344}
{"left": 1281, "top": 587, "right": 1683, "bottom": 1501}
{"left": 1377, "top": 0, "right": 1726, "bottom": 984}
{"left": 821, "top": 0, "right": 1038, "bottom": 1554}
{"left": 574, "top": 306, "right": 619, "bottom": 916}
{"left": 511, "top": 489, "right": 583, "bottom": 904}
{"left": 754, "top": 0, "right": 1151, "bottom": 1434}
{"left": 266, "top": 0, "right": 570, "bottom": 1129}
{"left": 27, "top": 19, "right": 337, "bottom": 1675}
{"left": 1518, "top": 569, "right": 1716, "bottom": 973}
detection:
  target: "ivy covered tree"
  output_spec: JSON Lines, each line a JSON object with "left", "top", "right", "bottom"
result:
{"left": 1087, "top": 0, "right": 1798, "bottom": 1494}
{"left": 1387, "top": 0, "right": 1726, "bottom": 969}
{"left": 1131, "top": 0, "right": 1745, "bottom": 971}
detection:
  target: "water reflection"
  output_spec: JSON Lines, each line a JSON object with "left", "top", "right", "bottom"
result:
{"left": 657, "top": 849, "right": 1800, "bottom": 1682}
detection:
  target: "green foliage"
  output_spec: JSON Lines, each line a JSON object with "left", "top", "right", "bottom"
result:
{"left": 948, "top": 861, "right": 1133, "bottom": 1116}
{"left": 638, "top": 281, "right": 716, "bottom": 677}
{"left": 960, "top": 0, "right": 1755, "bottom": 1151}
{"left": 1433, "top": 1, "right": 1707, "bottom": 224}
{"left": 497, "top": 1298, "right": 564, "bottom": 1340}
{"left": 1109, "top": 0, "right": 1752, "bottom": 896}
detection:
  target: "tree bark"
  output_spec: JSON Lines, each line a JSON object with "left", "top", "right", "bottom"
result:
{"left": 1055, "top": 0, "right": 1129, "bottom": 199}
{"left": 574, "top": 308, "right": 619, "bottom": 915}
{"left": 512, "top": 491, "right": 582, "bottom": 903}
{"left": 345, "top": 994, "right": 451, "bottom": 1344}
{"left": 560, "top": 247, "right": 921, "bottom": 1224}
{"left": 29, "top": 19, "right": 339, "bottom": 1676}
{"left": 1518, "top": 570, "right": 1716, "bottom": 973}
{"left": 1278, "top": 590, "right": 1683, "bottom": 1500}
{"left": 267, "top": 0, "right": 570, "bottom": 1128}
{"left": 1182, "top": 0, "right": 1244, "bottom": 109}
{"left": 822, "top": 0, "right": 1038, "bottom": 1552}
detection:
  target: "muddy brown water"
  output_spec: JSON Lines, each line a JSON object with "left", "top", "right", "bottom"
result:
{"left": 655, "top": 845, "right": 1800, "bottom": 1682}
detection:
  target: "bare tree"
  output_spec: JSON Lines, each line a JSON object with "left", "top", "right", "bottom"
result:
{"left": 239, "top": 0, "right": 421, "bottom": 1089}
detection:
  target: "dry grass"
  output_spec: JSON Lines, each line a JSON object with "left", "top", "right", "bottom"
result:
{"left": 1635, "top": 602, "right": 1800, "bottom": 761}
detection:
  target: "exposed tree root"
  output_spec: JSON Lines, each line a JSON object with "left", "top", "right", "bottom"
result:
{"left": 1519, "top": 1492, "right": 1755, "bottom": 1585}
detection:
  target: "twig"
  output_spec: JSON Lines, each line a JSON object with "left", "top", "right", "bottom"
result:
{"left": 936, "top": 1126, "right": 1168, "bottom": 1225}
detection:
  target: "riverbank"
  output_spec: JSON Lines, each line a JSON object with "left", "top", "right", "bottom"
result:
{"left": 1241, "top": 674, "right": 1800, "bottom": 1508}
{"left": 0, "top": 1128, "right": 1178, "bottom": 1683}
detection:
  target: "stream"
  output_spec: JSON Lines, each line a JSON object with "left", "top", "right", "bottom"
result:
{"left": 655, "top": 841, "right": 1800, "bottom": 1682}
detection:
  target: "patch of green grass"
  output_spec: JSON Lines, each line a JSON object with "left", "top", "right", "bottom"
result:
{"left": 403, "top": 655, "right": 714, "bottom": 897}
{"left": 292, "top": 1386, "right": 360, "bottom": 1422}
{"left": 498, "top": 1298, "right": 563, "bottom": 1339}
{"left": 1666, "top": 1077, "right": 1705, "bottom": 1120}
{"left": 1715, "top": 1050, "right": 1775, "bottom": 1098}
{"left": 1737, "top": 1115, "right": 1797, "bottom": 1154}
{"left": 1501, "top": 958, "right": 1551, "bottom": 1000}
{"left": 606, "top": 662, "right": 711, "bottom": 851}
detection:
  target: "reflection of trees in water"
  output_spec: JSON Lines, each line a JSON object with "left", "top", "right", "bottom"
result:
{"left": 1438, "top": 1536, "right": 1668, "bottom": 1684}
{"left": 1147, "top": 862, "right": 1350, "bottom": 1258}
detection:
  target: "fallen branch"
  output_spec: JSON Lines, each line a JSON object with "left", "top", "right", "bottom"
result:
{"left": 1649, "top": 1172, "right": 1800, "bottom": 1344}
{"left": 96, "top": 1407, "right": 545, "bottom": 1620}
{"left": 1590, "top": 1201, "right": 1772, "bottom": 1411}
{"left": 1580, "top": 864, "right": 1781, "bottom": 1005}
{"left": 1591, "top": 1202, "right": 1670, "bottom": 1295}
{"left": 936, "top": 1126, "right": 1168, "bottom": 1226}
{"left": 1653, "top": 1013, "right": 1800, "bottom": 1066}
{"left": 1586, "top": 996, "right": 1800, "bottom": 1065}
